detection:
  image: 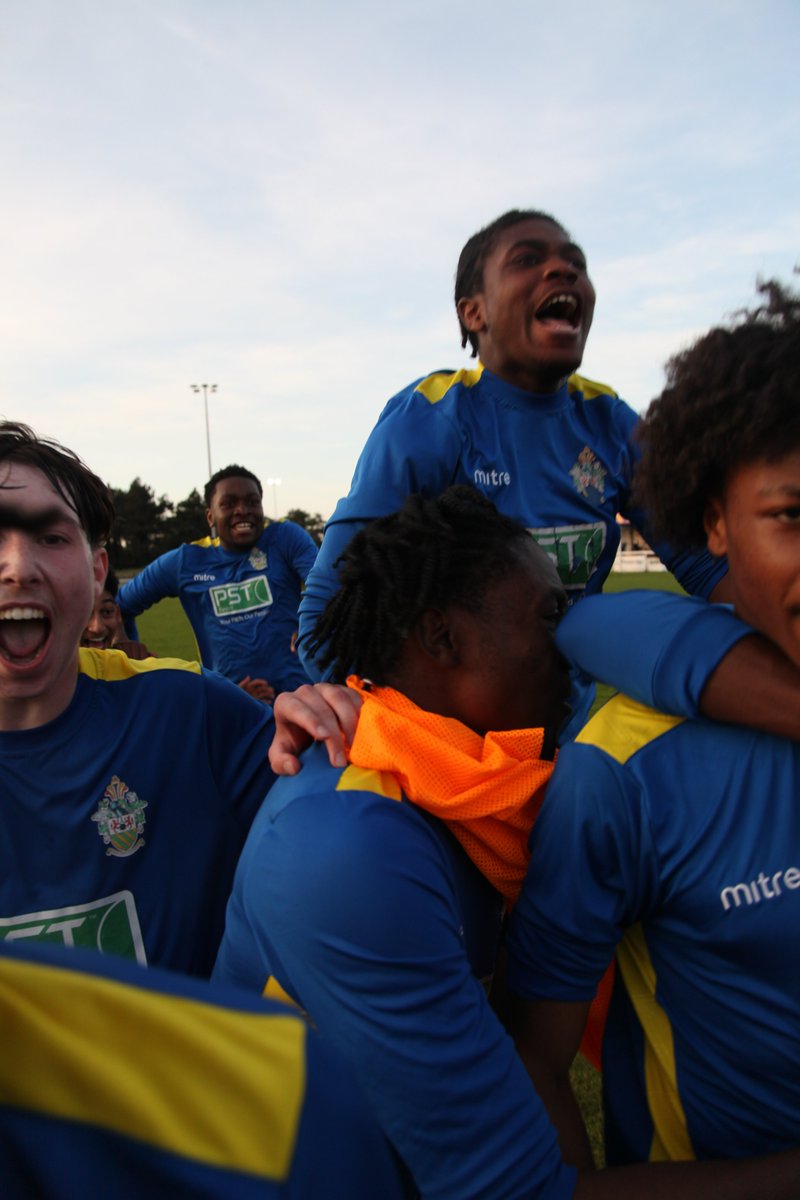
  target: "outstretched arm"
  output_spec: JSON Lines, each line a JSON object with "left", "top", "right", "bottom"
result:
{"left": 557, "top": 591, "right": 800, "bottom": 738}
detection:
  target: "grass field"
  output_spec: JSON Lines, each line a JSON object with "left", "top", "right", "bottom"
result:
{"left": 130, "top": 569, "right": 683, "bottom": 1166}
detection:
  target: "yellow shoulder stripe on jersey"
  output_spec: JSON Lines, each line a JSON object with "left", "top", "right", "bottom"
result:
{"left": 567, "top": 371, "right": 619, "bottom": 401}
{"left": 616, "top": 924, "right": 695, "bottom": 1161}
{"left": 78, "top": 647, "right": 202, "bottom": 679}
{"left": 576, "top": 693, "right": 684, "bottom": 765}
{"left": 263, "top": 974, "right": 301, "bottom": 1010}
{"left": 191, "top": 534, "right": 217, "bottom": 547}
{"left": 336, "top": 763, "right": 403, "bottom": 801}
{"left": 0, "top": 954, "right": 306, "bottom": 1180}
{"left": 414, "top": 364, "right": 484, "bottom": 405}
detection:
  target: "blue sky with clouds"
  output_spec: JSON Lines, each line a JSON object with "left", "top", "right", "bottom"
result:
{"left": 2, "top": 0, "right": 798, "bottom": 518}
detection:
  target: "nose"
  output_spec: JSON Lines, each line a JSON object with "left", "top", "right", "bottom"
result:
{"left": 85, "top": 609, "right": 104, "bottom": 635}
{"left": 543, "top": 254, "right": 578, "bottom": 282}
{"left": 0, "top": 532, "right": 42, "bottom": 586}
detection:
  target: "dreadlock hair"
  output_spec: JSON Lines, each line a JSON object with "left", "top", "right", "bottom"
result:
{"left": 204, "top": 464, "right": 263, "bottom": 507}
{"left": 634, "top": 279, "right": 800, "bottom": 551}
{"left": 454, "top": 208, "right": 566, "bottom": 355}
{"left": 0, "top": 420, "right": 114, "bottom": 547}
{"left": 309, "top": 485, "right": 533, "bottom": 684}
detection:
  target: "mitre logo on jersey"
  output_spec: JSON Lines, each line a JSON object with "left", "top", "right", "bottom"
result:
{"left": 249, "top": 547, "right": 267, "bottom": 570}
{"left": 210, "top": 574, "right": 273, "bottom": 618}
{"left": 92, "top": 776, "right": 147, "bottom": 858}
{"left": 569, "top": 446, "right": 607, "bottom": 499}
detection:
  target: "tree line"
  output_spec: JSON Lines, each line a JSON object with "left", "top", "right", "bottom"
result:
{"left": 107, "top": 478, "right": 326, "bottom": 569}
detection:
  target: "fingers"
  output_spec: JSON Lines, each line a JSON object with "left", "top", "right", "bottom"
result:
{"left": 239, "top": 677, "right": 276, "bottom": 703}
{"left": 269, "top": 683, "right": 363, "bottom": 775}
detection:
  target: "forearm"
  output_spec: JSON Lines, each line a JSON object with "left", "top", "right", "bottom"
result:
{"left": 700, "top": 632, "right": 800, "bottom": 740}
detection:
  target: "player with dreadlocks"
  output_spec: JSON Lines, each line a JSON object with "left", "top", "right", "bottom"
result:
{"left": 216, "top": 484, "right": 800, "bottom": 1200}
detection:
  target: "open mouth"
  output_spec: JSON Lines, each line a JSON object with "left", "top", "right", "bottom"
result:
{"left": 0, "top": 606, "right": 50, "bottom": 665}
{"left": 535, "top": 292, "right": 581, "bottom": 329}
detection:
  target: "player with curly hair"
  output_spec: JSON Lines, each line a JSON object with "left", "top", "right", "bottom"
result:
{"left": 506, "top": 281, "right": 800, "bottom": 1168}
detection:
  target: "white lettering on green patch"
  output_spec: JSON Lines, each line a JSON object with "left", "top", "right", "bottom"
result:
{"left": 0, "top": 891, "right": 147, "bottom": 962}
{"left": 209, "top": 575, "right": 273, "bottom": 618}
{"left": 528, "top": 523, "right": 607, "bottom": 590}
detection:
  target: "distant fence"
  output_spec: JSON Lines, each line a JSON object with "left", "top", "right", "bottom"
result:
{"left": 612, "top": 551, "right": 667, "bottom": 573}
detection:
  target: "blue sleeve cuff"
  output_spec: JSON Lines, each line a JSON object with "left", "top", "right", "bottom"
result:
{"left": 556, "top": 592, "right": 754, "bottom": 717}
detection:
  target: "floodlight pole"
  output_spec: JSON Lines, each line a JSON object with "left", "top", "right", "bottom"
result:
{"left": 266, "top": 477, "right": 282, "bottom": 519}
{"left": 191, "top": 383, "right": 217, "bottom": 478}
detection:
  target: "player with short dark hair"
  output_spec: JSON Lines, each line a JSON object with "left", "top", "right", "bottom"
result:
{"left": 296, "top": 208, "right": 729, "bottom": 737}
{"left": 0, "top": 421, "right": 274, "bottom": 977}
{"left": 119, "top": 463, "right": 318, "bottom": 701}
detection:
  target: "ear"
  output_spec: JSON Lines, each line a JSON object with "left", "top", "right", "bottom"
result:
{"left": 205, "top": 507, "right": 214, "bottom": 532}
{"left": 92, "top": 546, "right": 108, "bottom": 601}
{"left": 457, "top": 294, "right": 487, "bottom": 337}
{"left": 703, "top": 496, "right": 728, "bottom": 558}
{"left": 414, "top": 608, "right": 460, "bottom": 666}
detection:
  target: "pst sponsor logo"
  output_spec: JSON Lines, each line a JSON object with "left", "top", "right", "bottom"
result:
{"left": 92, "top": 776, "right": 147, "bottom": 858}
{"left": 1, "top": 892, "right": 147, "bottom": 962}
{"left": 210, "top": 575, "right": 273, "bottom": 618}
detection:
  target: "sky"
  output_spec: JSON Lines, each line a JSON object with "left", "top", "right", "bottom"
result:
{"left": 2, "top": 0, "right": 799, "bottom": 520}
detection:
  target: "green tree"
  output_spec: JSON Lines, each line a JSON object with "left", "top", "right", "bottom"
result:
{"left": 284, "top": 508, "right": 326, "bottom": 546}
{"left": 108, "top": 478, "right": 173, "bottom": 569}
{"left": 161, "top": 488, "right": 208, "bottom": 551}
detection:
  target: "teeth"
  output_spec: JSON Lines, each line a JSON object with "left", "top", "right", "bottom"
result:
{"left": 0, "top": 607, "right": 46, "bottom": 620}
{"left": 543, "top": 293, "right": 577, "bottom": 314}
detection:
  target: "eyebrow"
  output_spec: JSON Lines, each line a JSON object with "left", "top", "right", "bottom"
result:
{"left": 0, "top": 503, "right": 81, "bottom": 535}
{"left": 505, "top": 237, "right": 586, "bottom": 260}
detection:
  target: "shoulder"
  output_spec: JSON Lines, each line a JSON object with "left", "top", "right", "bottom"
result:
{"left": 410, "top": 364, "right": 485, "bottom": 406}
{"left": 566, "top": 371, "right": 620, "bottom": 402}
{"left": 575, "top": 692, "right": 685, "bottom": 766}
{"left": 78, "top": 647, "right": 202, "bottom": 682}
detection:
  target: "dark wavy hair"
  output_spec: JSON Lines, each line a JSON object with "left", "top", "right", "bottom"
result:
{"left": 0, "top": 420, "right": 114, "bottom": 547}
{"left": 634, "top": 279, "right": 800, "bottom": 550}
{"left": 308, "top": 485, "right": 533, "bottom": 684}
{"left": 454, "top": 209, "right": 565, "bottom": 355}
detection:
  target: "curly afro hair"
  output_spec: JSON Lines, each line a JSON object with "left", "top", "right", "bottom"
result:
{"left": 634, "top": 279, "right": 800, "bottom": 551}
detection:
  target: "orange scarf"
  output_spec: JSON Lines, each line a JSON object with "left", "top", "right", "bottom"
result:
{"left": 345, "top": 676, "right": 554, "bottom": 908}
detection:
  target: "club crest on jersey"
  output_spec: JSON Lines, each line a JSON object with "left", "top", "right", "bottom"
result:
{"left": 569, "top": 446, "right": 607, "bottom": 499}
{"left": 249, "top": 547, "right": 267, "bottom": 570}
{"left": 92, "top": 776, "right": 147, "bottom": 858}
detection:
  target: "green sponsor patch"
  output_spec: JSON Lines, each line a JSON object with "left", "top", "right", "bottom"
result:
{"left": 0, "top": 892, "right": 147, "bottom": 963}
{"left": 529, "top": 523, "right": 607, "bottom": 590}
{"left": 210, "top": 575, "right": 273, "bottom": 618}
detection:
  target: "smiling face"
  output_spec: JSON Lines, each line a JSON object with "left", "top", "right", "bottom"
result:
{"left": 206, "top": 476, "right": 265, "bottom": 552}
{"left": 81, "top": 588, "right": 125, "bottom": 650}
{"left": 410, "top": 539, "right": 571, "bottom": 736}
{"left": 457, "top": 217, "right": 596, "bottom": 394}
{"left": 705, "top": 451, "right": 800, "bottom": 670}
{"left": 0, "top": 463, "right": 107, "bottom": 730}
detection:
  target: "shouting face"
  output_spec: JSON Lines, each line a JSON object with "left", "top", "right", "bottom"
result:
{"left": 457, "top": 217, "right": 595, "bottom": 394}
{"left": 0, "top": 463, "right": 107, "bottom": 729}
